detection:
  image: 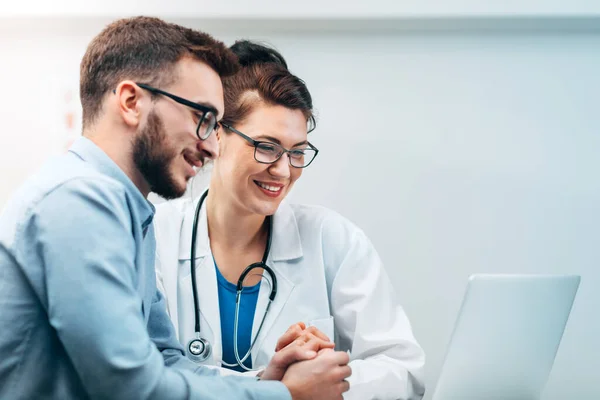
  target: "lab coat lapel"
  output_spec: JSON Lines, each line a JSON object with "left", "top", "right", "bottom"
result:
{"left": 251, "top": 202, "right": 302, "bottom": 364}
{"left": 194, "top": 254, "right": 223, "bottom": 364}
{"left": 158, "top": 200, "right": 188, "bottom": 335}
{"left": 178, "top": 191, "right": 223, "bottom": 363}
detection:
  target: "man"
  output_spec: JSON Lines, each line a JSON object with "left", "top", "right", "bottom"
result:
{"left": 0, "top": 16, "right": 350, "bottom": 400}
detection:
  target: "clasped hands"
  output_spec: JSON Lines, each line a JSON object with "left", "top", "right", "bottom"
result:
{"left": 260, "top": 322, "right": 351, "bottom": 400}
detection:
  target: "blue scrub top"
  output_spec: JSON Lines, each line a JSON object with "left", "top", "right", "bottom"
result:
{"left": 215, "top": 262, "right": 261, "bottom": 372}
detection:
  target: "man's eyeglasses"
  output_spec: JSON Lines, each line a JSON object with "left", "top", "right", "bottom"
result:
{"left": 136, "top": 83, "right": 218, "bottom": 140}
{"left": 221, "top": 123, "right": 319, "bottom": 168}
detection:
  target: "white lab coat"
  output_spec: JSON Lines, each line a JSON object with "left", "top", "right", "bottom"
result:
{"left": 153, "top": 194, "right": 426, "bottom": 400}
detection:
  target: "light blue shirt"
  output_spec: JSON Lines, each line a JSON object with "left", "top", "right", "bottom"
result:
{"left": 215, "top": 262, "right": 260, "bottom": 372}
{"left": 0, "top": 137, "right": 290, "bottom": 400}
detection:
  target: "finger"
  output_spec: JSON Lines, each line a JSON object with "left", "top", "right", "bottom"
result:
{"left": 339, "top": 380, "right": 351, "bottom": 393}
{"left": 318, "top": 347, "right": 335, "bottom": 355}
{"left": 273, "top": 341, "right": 317, "bottom": 367}
{"left": 285, "top": 323, "right": 304, "bottom": 338}
{"left": 275, "top": 324, "right": 304, "bottom": 351}
{"left": 320, "top": 350, "right": 350, "bottom": 366}
{"left": 334, "top": 365, "right": 352, "bottom": 381}
{"left": 304, "top": 325, "right": 331, "bottom": 342}
{"left": 304, "top": 332, "right": 334, "bottom": 347}
{"left": 302, "top": 335, "right": 335, "bottom": 353}
{"left": 283, "top": 322, "right": 305, "bottom": 334}
{"left": 336, "top": 350, "right": 350, "bottom": 365}
{"left": 282, "top": 337, "right": 313, "bottom": 351}
{"left": 328, "top": 365, "right": 351, "bottom": 384}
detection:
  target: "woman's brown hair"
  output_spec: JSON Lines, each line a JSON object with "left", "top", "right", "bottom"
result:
{"left": 221, "top": 41, "right": 316, "bottom": 132}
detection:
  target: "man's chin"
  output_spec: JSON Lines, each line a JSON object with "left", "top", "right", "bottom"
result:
{"left": 152, "top": 182, "right": 187, "bottom": 200}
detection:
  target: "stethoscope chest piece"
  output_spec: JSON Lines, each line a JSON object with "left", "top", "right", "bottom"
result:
{"left": 187, "top": 336, "right": 212, "bottom": 362}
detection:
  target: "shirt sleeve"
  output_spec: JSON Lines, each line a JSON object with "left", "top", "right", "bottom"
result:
{"left": 26, "top": 178, "right": 290, "bottom": 400}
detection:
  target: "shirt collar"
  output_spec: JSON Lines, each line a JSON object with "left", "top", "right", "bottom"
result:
{"left": 68, "top": 136, "right": 155, "bottom": 229}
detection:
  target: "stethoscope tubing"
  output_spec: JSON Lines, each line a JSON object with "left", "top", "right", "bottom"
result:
{"left": 188, "top": 190, "right": 277, "bottom": 370}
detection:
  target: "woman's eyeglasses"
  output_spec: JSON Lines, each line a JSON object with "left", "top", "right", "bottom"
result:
{"left": 221, "top": 123, "right": 319, "bottom": 168}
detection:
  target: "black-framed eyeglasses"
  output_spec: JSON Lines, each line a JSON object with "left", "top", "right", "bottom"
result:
{"left": 221, "top": 123, "right": 319, "bottom": 168}
{"left": 136, "top": 82, "right": 219, "bottom": 140}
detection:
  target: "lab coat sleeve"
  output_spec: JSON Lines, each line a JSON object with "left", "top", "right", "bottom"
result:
{"left": 30, "top": 179, "right": 290, "bottom": 400}
{"left": 323, "top": 213, "right": 426, "bottom": 400}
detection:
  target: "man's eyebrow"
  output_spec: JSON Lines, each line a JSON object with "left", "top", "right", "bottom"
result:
{"left": 193, "top": 101, "right": 219, "bottom": 116}
{"left": 254, "top": 135, "right": 308, "bottom": 147}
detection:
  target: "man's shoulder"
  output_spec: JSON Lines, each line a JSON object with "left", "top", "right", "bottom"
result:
{"left": 0, "top": 153, "right": 128, "bottom": 245}
{"left": 21, "top": 152, "right": 125, "bottom": 205}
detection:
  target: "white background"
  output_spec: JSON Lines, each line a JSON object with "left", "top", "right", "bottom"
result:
{"left": 2, "top": 0, "right": 600, "bottom": 18}
{"left": 1, "top": 3, "right": 599, "bottom": 399}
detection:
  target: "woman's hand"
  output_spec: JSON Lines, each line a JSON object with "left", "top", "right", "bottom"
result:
{"left": 275, "top": 322, "right": 335, "bottom": 352}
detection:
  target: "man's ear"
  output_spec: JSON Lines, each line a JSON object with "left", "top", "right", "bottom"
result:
{"left": 114, "top": 80, "right": 146, "bottom": 128}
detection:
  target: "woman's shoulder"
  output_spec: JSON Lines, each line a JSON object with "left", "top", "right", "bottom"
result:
{"left": 284, "top": 203, "right": 376, "bottom": 273}
{"left": 286, "top": 202, "right": 342, "bottom": 223}
{"left": 284, "top": 202, "right": 364, "bottom": 239}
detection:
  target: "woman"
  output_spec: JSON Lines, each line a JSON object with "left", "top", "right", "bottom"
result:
{"left": 154, "top": 41, "right": 425, "bottom": 399}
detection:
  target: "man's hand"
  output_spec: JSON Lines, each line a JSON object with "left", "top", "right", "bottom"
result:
{"left": 282, "top": 349, "right": 351, "bottom": 400}
{"left": 275, "top": 322, "right": 335, "bottom": 352}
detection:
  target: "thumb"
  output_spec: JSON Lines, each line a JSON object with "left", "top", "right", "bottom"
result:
{"left": 276, "top": 342, "right": 317, "bottom": 367}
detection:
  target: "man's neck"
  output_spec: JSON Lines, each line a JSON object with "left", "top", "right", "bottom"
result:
{"left": 84, "top": 127, "right": 150, "bottom": 198}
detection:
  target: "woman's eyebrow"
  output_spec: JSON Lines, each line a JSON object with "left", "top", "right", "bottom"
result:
{"left": 254, "top": 135, "right": 308, "bottom": 147}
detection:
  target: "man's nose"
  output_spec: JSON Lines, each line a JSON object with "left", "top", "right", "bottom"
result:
{"left": 197, "top": 133, "right": 218, "bottom": 161}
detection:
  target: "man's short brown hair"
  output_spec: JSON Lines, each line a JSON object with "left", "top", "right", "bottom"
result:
{"left": 80, "top": 16, "right": 239, "bottom": 129}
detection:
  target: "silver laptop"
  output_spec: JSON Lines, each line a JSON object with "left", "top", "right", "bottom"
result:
{"left": 432, "top": 274, "right": 580, "bottom": 400}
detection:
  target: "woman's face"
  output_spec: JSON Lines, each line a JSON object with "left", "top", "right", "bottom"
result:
{"left": 213, "top": 103, "right": 309, "bottom": 216}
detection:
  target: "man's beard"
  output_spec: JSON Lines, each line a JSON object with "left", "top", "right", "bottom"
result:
{"left": 133, "top": 110, "right": 186, "bottom": 200}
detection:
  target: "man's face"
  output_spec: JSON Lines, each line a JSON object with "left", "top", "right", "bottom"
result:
{"left": 133, "top": 57, "right": 224, "bottom": 199}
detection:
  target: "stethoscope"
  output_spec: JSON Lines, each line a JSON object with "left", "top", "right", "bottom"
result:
{"left": 186, "top": 190, "right": 278, "bottom": 371}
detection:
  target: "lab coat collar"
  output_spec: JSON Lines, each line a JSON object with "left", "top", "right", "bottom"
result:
{"left": 177, "top": 192, "right": 303, "bottom": 262}
{"left": 269, "top": 200, "right": 303, "bottom": 261}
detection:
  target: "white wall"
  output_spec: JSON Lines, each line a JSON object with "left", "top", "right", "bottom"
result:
{"left": 1, "top": 19, "right": 599, "bottom": 399}
{"left": 279, "top": 33, "right": 600, "bottom": 400}
{"left": 2, "top": 0, "right": 600, "bottom": 18}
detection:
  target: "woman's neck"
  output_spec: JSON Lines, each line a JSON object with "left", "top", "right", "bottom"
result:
{"left": 205, "top": 183, "right": 267, "bottom": 253}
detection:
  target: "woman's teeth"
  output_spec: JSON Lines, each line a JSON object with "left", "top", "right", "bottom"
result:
{"left": 256, "top": 181, "right": 282, "bottom": 192}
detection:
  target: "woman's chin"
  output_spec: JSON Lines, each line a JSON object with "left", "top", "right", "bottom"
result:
{"left": 248, "top": 201, "right": 280, "bottom": 217}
